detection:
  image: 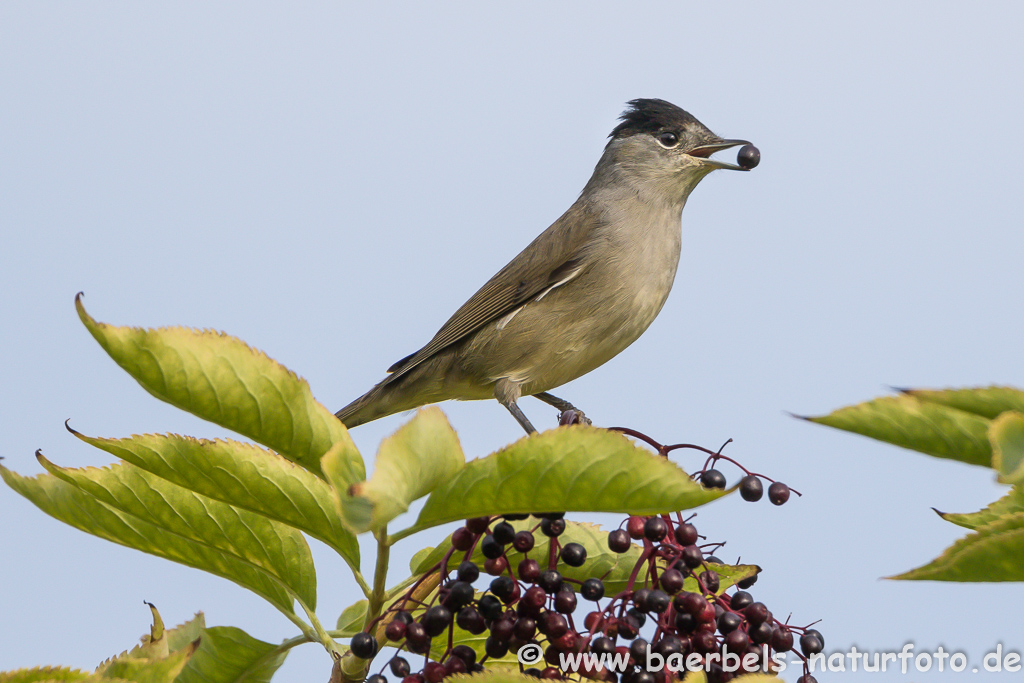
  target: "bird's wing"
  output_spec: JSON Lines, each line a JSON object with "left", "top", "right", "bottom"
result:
{"left": 382, "top": 202, "right": 600, "bottom": 385}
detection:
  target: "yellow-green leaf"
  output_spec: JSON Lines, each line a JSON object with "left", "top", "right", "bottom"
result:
{"left": 176, "top": 626, "right": 288, "bottom": 683}
{"left": 804, "top": 394, "right": 992, "bottom": 467}
{"left": 938, "top": 485, "right": 1024, "bottom": 530}
{"left": 71, "top": 429, "right": 358, "bottom": 567}
{"left": 76, "top": 295, "right": 363, "bottom": 481}
{"left": 902, "top": 385, "right": 1024, "bottom": 419}
{"left": 336, "top": 408, "right": 465, "bottom": 532}
{"left": 411, "top": 427, "right": 724, "bottom": 533}
{"left": 891, "top": 511, "right": 1024, "bottom": 581}
{"left": 0, "top": 463, "right": 295, "bottom": 614}
{"left": 991, "top": 411, "right": 1024, "bottom": 485}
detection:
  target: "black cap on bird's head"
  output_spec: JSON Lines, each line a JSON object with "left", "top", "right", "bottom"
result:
{"left": 610, "top": 98, "right": 752, "bottom": 170}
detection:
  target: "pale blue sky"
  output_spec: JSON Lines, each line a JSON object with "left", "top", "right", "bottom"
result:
{"left": 2, "top": 2, "right": 1023, "bottom": 680}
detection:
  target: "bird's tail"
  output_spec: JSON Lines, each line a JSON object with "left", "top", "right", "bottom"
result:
{"left": 335, "top": 383, "right": 404, "bottom": 428}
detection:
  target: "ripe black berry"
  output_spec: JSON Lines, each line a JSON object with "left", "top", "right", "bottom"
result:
{"left": 591, "top": 637, "right": 615, "bottom": 656}
{"left": 493, "top": 521, "right": 516, "bottom": 545}
{"left": 484, "top": 636, "right": 508, "bottom": 659}
{"left": 513, "top": 530, "right": 535, "bottom": 552}
{"left": 725, "top": 629, "right": 750, "bottom": 652}
{"left": 729, "top": 591, "right": 753, "bottom": 611}
{"left": 652, "top": 635, "right": 683, "bottom": 658}
{"left": 554, "top": 589, "right": 577, "bottom": 614}
{"left": 680, "top": 544, "right": 704, "bottom": 569}
{"left": 800, "top": 633, "right": 824, "bottom": 656}
{"left": 745, "top": 602, "right": 769, "bottom": 625}
{"left": 749, "top": 621, "right": 774, "bottom": 644}
{"left": 738, "top": 475, "right": 764, "bottom": 502}
{"left": 350, "top": 632, "right": 377, "bottom": 659}
{"left": 456, "top": 561, "right": 479, "bottom": 583}
{"left": 481, "top": 534, "right": 504, "bottom": 559}
{"left": 805, "top": 629, "right": 825, "bottom": 648}
{"left": 385, "top": 619, "right": 406, "bottom": 641}
{"left": 674, "top": 522, "right": 699, "bottom": 546}
{"left": 540, "top": 612, "right": 569, "bottom": 638}
{"left": 796, "top": 676, "right": 818, "bottom": 683}
{"left": 626, "top": 606, "right": 647, "bottom": 628}
{"left": 626, "top": 516, "right": 645, "bottom": 539}
{"left": 504, "top": 513, "right": 530, "bottom": 521}
{"left": 700, "top": 469, "right": 727, "bottom": 489}
{"left": 768, "top": 482, "right": 791, "bottom": 505}
{"left": 771, "top": 627, "right": 794, "bottom": 652}
{"left": 456, "top": 606, "right": 486, "bottom": 634}
{"left": 540, "top": 517, "right": 566, "bottom": 537}
{"left": 700, "top": 569, "right": 720, "bottom": 593}
{"left": 406, "top": 622, "right": 430, "bottom": 652}
{"left": 423, "top": 662, "right": 445, "bottom": 683}
{"left": 518, "top": 558, "right": 541, "bottom": 582}
{"left": 738, "top": 573, "right": 758, "bottom": 589}
{"left": 514, "top": 617, "right": 537, "bottom": 641}
{"left": 644, "top": 589, "right": 670, "bottom": 614}
{"left": 618, "top": 613, "right": 641, "bottom": 639}
{"left": 629, "top": 638, "right": 649, "bottom": 662}
{"left": 444, "top": 580, "right": 475, "bottom": 610}
{"left": 466, "top": 517, "right": 490, "bottom": 534}
{"left": 643, "top": 517, "right": 668, "bottom": 541}
{"left": 737, "top": 144, "right": 761, "bottom": 170}
{"left": 367, "top": 675, "right": 387, "bottom": 683}
{"left": 717, "top": 611, "right": 741, "bottom": 634}
{"left": 390, "top": 657, "right": 411, "bottom": 677}
{"left": 422, "top": 605, "right": 453, "bottom": 637}
{"left": 539, "top": 569, "right": 563, "bottom": 594}
{"left": 608, "top": 529, "right": 631, "bottom": 553}
{"left": 452, "top": 644, "right": 476, "bottom": 665}
{"left": 560, "top": 542, "right": 587, "bottom": 567}
{"left": 490, "top": 575, "right": 516, "bottom": 603}
{"left": 477, "top": 595, "right": 503, "bottom": 621}
{"left": 581, "top": 577, "right": 605, "bottom": 601}
{"left": 452, "top": 527, "right": 475, "bottom": 551}
{"left": 658, "top": 568, "right": 684, "bottom": 594}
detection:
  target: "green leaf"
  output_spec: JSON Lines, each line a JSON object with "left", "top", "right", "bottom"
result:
{"left": 938, "top": 485, "right": 1024, "bottom": 530}
{"left": 70, "top": 429, "right": 358, "bottom": 567}
{"left": 0, "top": 463, "right": 296, "bottom": 614}
{"left": 902, "top": 385, "right": 1024, "bottom": 419}
{"left": 338, "top": 408, "right": 465, "bottom": 533}
{"left": 412, "top": 427, "right": 724, "bottom": 533}
{"left": 991, "top": 412, "right": 1024, "bottom": 485}
{"left": 804, "top": 394, "right": 992, "bottom": 467}
{"left": 38, "top": 455, "right": 317, "bottom": 610}
{"left": 176, "top": 627, "right": 287, "bottom": 683}
{"left": 96, "top": 641, "right": 198, "bottom": 683}
{"left": 334, "top": 599, "right": 369, "bottom": 636}
{"left": 445, "top": 672, "right": 546, "bottom": 683}
{"left": 75, "top": 295, "right": 363, "bottom": 481}
{"left": 0, "top": 668, "right": 89, "bottom": 682}
{"left": 891, "top": 511, "right": 1024, "bottom": 581}
{"left": 683, "top": 562, "right": 759, "bottom": 596}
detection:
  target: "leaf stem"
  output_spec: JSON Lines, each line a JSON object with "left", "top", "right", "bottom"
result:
{"left": 364, "top": 525, "right": 391, "bottom": 631}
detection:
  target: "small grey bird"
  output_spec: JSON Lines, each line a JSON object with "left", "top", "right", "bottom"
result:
{"left": 337, "top": 99, "right": 755, "bottom": 434}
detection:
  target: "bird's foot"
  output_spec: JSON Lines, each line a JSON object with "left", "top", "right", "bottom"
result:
{"left": 558, "top": 409, "right": 592, "bottom": 427}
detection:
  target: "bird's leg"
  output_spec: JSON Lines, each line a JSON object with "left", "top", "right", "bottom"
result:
{"left": 496, "top": 378, "right": 537, "bottom": 434}
{"left": 533, "top": 392, "right": 592, "bottom": 426}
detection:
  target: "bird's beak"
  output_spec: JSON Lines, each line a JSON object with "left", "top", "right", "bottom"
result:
{"left": 686, "top": 138, "right": 751, "bottom": 171}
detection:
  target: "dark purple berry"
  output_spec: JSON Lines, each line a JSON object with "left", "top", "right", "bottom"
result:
{"left": 444, "top": 580, "right": 475, "bottom": 610}
{"left": 674, "top": 522, "right": 699, "bottom": 546}
{"left": 493, "top": 521, "right": 516, "bottom": 545}
{"left": 484, "top": 636, "right": 508, "bottom": 658}
{"left": 392, "top": 610, "right": 413, "bottom": 625}
{"left": 643, "top": 517, "right": 668, "bottom": 541}
{"left": 456, "top": 561, "right": 479, "bottom": 583}
{"left": 626, "top": 516, "right": 645, "bottom": 539}
{"left": 350, "top": 632, "right": 377, "bottom": 659}
{"left": 643, "top": 589, "right": 670, "bottom": 614}
{"left": 678, "top": 591, "right": 707, "bottom": 616}
{"left": 452, "top": 644, "right": 476, "bottom": 665}
{"left": 423, "top": 662, "right": 446, "bottom": 683}
{"left": 652, "top": 635, "right": 683, "bottom": 658}
{"left": 385, "top": 620, "right": 406, "bottom": 641}
{"left": 490, "top": 575, "right": 516, "bottom": 603}
{"left": 422, "top": 605, "right": 453, "bottom": 637}
{"left": 539, "top": 569, "right": 563, "bottom": 594}
{"left": 629, "top": 638, "right": 649, "bottom": 662}
{"left": 518, "top": 558, "right": 541, "bottom": 582}
{"left": 738, "top": 475, "right": 764, "bottom": 502}
{"left": 658, "top": 568, "right": 684, "bottom": 595}
{"left": 456, "top": 606, "right": 486, "bottom": 634}
{"left": 484, "top": 555, "right": 508, "bottom": 576}
{"left": 768, "top": 482, "right": 791, "bottom": 506}
{"left": 444, "top": 657, "right": 467, "bottom": 676}
{"left": 504, "top": 513, "right": 530, "bottom": 521}
{"left": 700, "top": 569, "right": 720, "bottom": 593}
{"left": 737, "top": 573, "right": 758, "bottom": 589}
{"left": 806, "top": 629, "right": 825, "bottom": 648}
{"left": 674, "top": 611, "right": 697, "bottom": 634}
{"left": 554, "top": 589, "right": 577, "bottom": 614}
{"left": 477, "top": 595, "right": 503, "bottom": 621}
{"left": 451, "top": 527, "right": 475, "bottom": 551}
{"left": 540, "top": 612, "right": 569, "bottom": 638}
{"left": 481, "top": 534, "right": 504, "bottom": 559}
{"left": 728, "top": 590, "right": 753, "bottom": 610}
{"left": 680, "top": 544, "right": 704, "bottom": 569}
{"left": 390, "top": 657, "right": 411, "bottom": 677}
{"left": 608, "top": 529, "right": 631, "bottom": 553}
{"left": 514, "top": 617, "right": 537, "bottom": 641}
{"left": 618, "top": 613, "right": 641, "bottom": 639}
{"left": 405, "top": 622, "right": 430, "bottom": 653}
{"left": 466, "top": 517, "right": 491, "bottom": 534}
{"left": 626, "top": 606, "right": 646, "bottom": 628}
{"left": 800, "top": 633, "right": 824, "bottom": 656}
{"left": 771, "top": 627, "right": 794, "bottom": 652}
{"left": 581, "top": 578, "right": 605, "bottom": 601}
{"left": 490, "top": 617, "right": 514, "bottom": 641}
{"left": 737, "top": 144, "right": 760, "bottom": 170}
{"left": 540, "top": 517, "right": 566, "bottom": 537}
{"left": 523, "top": 585, "right": 547, "bottom": 610}
{"left": 796, "top": 676, "right": 818, "bottom": 683}
{"left": 717, "top": 611, "right": 742, "bottom": 634}
{"left": 513, "top": 530, "right": 536, "bottom": 552}
{"left": 725, "top": 629, "right": 750, "bottom": 652}
{"left": 367, "top": 675, "right": 387, "bottom": 683}
{"left": 749, "top": 621, "right": 774, "bottom": 644}
{"left": 744, "top": 602, "right": 769, "bottom": 625}
{"left": 591, "top": 637, "right": 615, "bottom": 656}
{"left": 560, "top": 542, "right": 587, "bottom": 567}
{"left": 700, "top": 469, "right": 727, "bottom": 489}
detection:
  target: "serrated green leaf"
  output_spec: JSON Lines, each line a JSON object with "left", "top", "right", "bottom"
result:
{"left": 160, "top": 612, "right": 206, "bottom": 654}
{"left": 0, "top": 668, "right": 89, "bottom": 682}
{"left": 892, "top": 511, "right": 1024, "bottom": 581}
{"left": 75, "top": 295, "right": 363, "bottom": 481}
{"left": 0, "top": 464, "right": 295, "bottom": 614}
{"left": 902, "top": 385, "right": 1024, "bottom": 419}
{"left": 38, "top": 455, "right": 317, "bottom": 610}
{"left": 176, "top": 626, "right": 287, "bottom": 683}
{"left": 71, "top": 430, "right": 358, "bottom": 567}
{"left": 96, "top": 640, "right": 197, "bottom": 683}
{"left": 991, "top": 412, "right": 1024, "bottom": 485}
{"left": 805, "top": 394, "right": 992, "bottom": 467}
{"left": 938, "top": 485, "right": 1024, "bottom": 530}
{"left": 338, "top": 408, "right": 465, "bottom": 533}
{"left": 411, "top": 428, "right": 724, "bottom": 533}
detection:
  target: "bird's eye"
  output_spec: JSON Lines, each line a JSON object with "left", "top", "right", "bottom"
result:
{"left": 656, "top": 131, "right": 679, "bottom": 148}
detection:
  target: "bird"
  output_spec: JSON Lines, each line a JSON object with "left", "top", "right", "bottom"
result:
{"left": 337, "top": 98, "right": 756, "bottom": 434}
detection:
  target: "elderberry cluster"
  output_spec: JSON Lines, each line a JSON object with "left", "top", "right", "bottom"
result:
{"left": 352, "top": 510, "right": 822, "bottom": 683}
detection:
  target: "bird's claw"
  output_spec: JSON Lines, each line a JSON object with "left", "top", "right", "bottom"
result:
{"left": 558, "top": 409, "right": 592, "bottom": 427}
